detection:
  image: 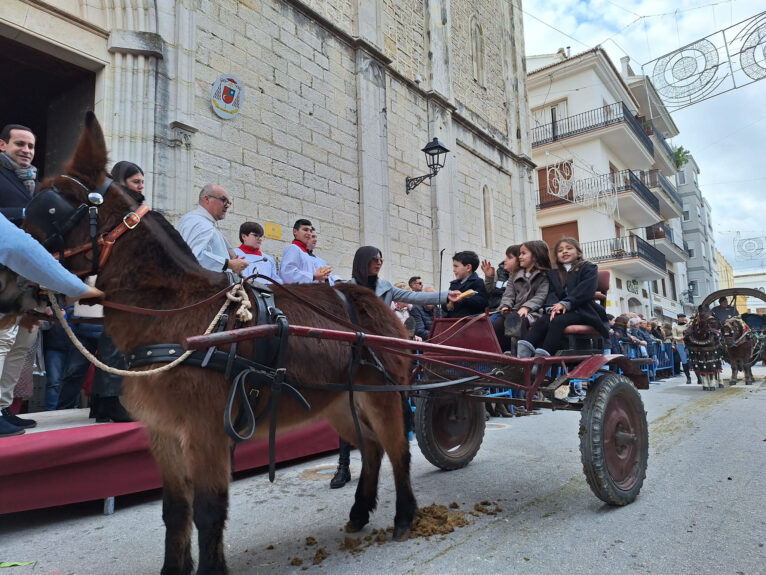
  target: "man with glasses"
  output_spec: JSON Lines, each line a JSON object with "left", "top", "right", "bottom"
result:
{"left": 408, "top": 276, "right": 423, "bottom": 292}
{"left": 176, "top": 184, "right": 248, "bottom": 280}
{"left": 235, "top": 221, "right": 280, "bottom": 283}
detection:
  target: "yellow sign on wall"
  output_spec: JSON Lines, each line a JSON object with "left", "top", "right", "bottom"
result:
{"left": 264, "top": 221, "right": 281, "bottom": 240}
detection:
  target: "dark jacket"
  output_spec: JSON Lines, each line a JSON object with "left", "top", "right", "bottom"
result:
{"left": 484, "top": 262, "right": 509, "bottom": 310}
{"left": 410, "top": 304, "right": 437, "bottom": 340}
{"left": 442, "top": 272, "right": 488, "bottom": 318}
{"left": 0, "top": 166, "right": 35, "bottom": 224}
{"left": 611, "top": 323, "right": 633, "bottom": 354}
{"left": 544, "top": 260, "right": 609, "bottom": 338}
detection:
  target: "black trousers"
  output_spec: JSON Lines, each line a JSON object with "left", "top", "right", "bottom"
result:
{"left": 524, "top": 310, "right": 593, "bottom": 354}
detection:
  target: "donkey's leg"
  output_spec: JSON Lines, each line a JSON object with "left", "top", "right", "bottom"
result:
{"left": 347, "top": 433, "right": 384, "bottom": 533}
{"left": 359, "top": 392, "right": 416, "bottom": 541}
{"left": 189, "top": 434, "right": 232, "bottom": 575}
{"left": 150, "top": 431, "right": 194, "bottom": 575}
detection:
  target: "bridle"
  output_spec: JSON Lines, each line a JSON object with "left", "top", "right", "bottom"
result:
{"left": 25, "top": 174, "right": 149, "bottom": 277}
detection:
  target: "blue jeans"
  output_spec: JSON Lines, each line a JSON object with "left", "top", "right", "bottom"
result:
{"left": 56, "top": 322, "right": 103, "bottom": 409}
{"left": 44, "top": 348, "right": 68, "bottom": 410}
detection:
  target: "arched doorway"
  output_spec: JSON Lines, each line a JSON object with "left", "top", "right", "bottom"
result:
{"left": 0, "top": 35, "right": 95, "bottom": 179}
{"left": 628, "top": 297, "right": 643, "bottom": 315}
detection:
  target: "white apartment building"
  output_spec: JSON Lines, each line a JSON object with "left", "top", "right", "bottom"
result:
{"left": 678, "top": 155, "right": 720, "bottom": 306}
{"left": 526, "top": 47, "right": 690, "bottom": 322}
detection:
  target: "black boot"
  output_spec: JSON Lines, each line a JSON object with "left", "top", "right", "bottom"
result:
{"left": 94, "top": 396, "right": 132, "bottom": 423}
{"left": 330, "top": 439, "right": 351, "bottom": 489}
{"left": 1, "top": 407, "right": 36, "bottom": 428}
{"left": 683, "top": 363, "right": 692, "bottom": 384}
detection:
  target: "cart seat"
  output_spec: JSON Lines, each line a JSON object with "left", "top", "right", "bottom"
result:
{"left": 559, "top": 270, "right": 609, "bottom": 354}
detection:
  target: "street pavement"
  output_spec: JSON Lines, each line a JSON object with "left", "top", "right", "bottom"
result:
{"left": 2, "top": 366, "right": 765, "bottom": 575}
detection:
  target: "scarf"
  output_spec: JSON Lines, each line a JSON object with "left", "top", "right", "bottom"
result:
{"left": 292, "top": 239, "right": 308, "bottom": 253}
{"left": 238, "top": 244, "right": 262, "bottom": 256}
{"left": 0, "top": 153, "right": 37, "bottom": 194}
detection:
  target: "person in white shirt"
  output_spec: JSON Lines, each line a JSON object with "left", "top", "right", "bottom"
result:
{"left": 280, "top": 218, "right": 331, "bottom": 284}
{"left": 307, "top": 227, "right": 338, "bottom": 286}
{"left": 176, "top": 184, "right": 248, "bottom": 280}
{"left": 234, "top": 221, "right": 280, "bottom": 284}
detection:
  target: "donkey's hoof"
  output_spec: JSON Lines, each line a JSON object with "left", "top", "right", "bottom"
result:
{"left": 392, "top": 525, "right": 411, "bottom": 541}
{"left": 344, "top": 519, "right": 366, "bottom": 533}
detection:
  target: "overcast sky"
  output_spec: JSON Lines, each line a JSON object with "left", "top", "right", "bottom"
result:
{"left": 521, "top": 0, "right": 766, "bottom": 274}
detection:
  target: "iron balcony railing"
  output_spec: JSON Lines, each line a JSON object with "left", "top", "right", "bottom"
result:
{"left": 644, "top": 120, "right": 676, "bottom": 165}
{"left": 537, "top": 168, "right": 660, "bottom": 214}
{"left": 531, "top": 101, "right": 654, "bottom": 155}
{"left": 644, "top": 169, "right": 682, "bottom": 208}
{"left": 581, "top": 234, "right": 666, "bottom": 272}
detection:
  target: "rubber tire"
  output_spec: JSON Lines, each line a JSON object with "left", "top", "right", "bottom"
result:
{"left": 414, "top": 393, "right": 485, "bottom": 471}
{"left": 580, "top": 372, "right": 648, "bottom": 506}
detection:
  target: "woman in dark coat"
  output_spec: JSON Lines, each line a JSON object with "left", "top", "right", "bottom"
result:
{"left": 518, "top": 237, "right": 608, "bottom": 357}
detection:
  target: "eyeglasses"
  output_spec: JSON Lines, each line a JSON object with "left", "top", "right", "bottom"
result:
{"left": 207, "top": 194, "right": 232, "bottom": 207}
{"left": 413, "top": 281, "right": 423, "bottom": 285}
{"left": 248, "top": 233, "right": 263, "bottom": 238}
{"left": 372, "top": 257, "right": 384, "bottom": 263}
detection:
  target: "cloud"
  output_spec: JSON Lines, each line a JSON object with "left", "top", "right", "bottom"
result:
{"left": 522, "top": 0, "right": 766, "bottom": 273}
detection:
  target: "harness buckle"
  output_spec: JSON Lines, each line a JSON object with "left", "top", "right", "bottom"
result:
{"left": 123, "top": 211, "right": 141, "bottom": 229}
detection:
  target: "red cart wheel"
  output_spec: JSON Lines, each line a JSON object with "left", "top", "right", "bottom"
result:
{"left": 579, "top": 373, "right": 648, "bottom": 505}
{"left": 414, "top": 393, "right": 485, "bottom": 470}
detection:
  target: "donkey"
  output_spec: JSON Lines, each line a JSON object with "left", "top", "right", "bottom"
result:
{"left": 684, "top": 308, "right": 723, "bottom": 391}
{"left": 25, "top": 113, "right": 416, "bottom": 575}
{"left": 721, "top": 318, "right": 756, "bottom": 385}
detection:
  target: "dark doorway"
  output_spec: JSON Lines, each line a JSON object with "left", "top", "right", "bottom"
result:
{"left": 0, "top": 35, "right": 95, "bottom": 179}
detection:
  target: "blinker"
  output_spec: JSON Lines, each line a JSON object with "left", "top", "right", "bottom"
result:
{"left": 25, "top": 188, "right": 83, "bottom": 238}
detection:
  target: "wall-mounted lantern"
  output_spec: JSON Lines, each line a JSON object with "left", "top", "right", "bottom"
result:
{"left": 405, "top": 137, "right": 450, "bottom": 194}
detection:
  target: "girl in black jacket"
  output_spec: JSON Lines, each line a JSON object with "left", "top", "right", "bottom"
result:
{"left": 518, "top": 237, "right": 609, "bottom": 357}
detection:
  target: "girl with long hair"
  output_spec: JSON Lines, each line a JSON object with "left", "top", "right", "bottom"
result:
{"left": 517, "top": 237, "right": 609, "bottom": 357}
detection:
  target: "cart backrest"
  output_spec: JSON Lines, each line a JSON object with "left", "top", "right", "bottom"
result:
{"left": 427, "top": 313, "right": 502, "bottom": 354}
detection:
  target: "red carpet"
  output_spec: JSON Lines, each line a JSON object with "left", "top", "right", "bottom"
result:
{"left": 0, "top": 414, "right": 338, "bottom": 514}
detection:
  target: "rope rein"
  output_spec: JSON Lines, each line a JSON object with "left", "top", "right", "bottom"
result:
{"left": 47, "top": 283, "right": 253, "bottom": 377}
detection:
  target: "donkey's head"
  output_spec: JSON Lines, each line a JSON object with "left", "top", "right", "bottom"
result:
{"left": 721, "top": 318, "right": 746, "bottom": 347}
{"left": 24, "top": 112, "right": 135, "bottom": 276}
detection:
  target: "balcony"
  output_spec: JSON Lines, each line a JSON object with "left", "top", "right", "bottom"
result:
{"left": 531, "top": 102, "right": 654, "bottom": 161}
{"left": 581, "top": 234, "right": 666, "bottom": 280}
{"left": 614, "top": 169, "right": 661, "bottom": 227}
{"left": 645, "top": 222, "right": 689, "bottom": 263}
{"left": 644, "top": 120, "right": 677, "bottom": 175}
{"left": 643, "top": 169, "right": 683, "bottom": 219}
{"left": 537, "top": 169, "right": 660, "bottom": 226}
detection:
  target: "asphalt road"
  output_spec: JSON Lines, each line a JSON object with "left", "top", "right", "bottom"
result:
{"left": 2, "top": 367, "right": 765, "bottom": 575}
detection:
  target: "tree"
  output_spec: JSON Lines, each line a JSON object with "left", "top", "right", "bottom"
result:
{"left": 673, "top": 146, "right": 690, "bottom": 169}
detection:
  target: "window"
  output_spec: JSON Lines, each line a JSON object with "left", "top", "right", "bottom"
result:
{"left": 661, "top": 278, "right": 667, "bottom": 297}
{"left": 668, "top": 271, "right": 677, "bottom": 300}
{"left": 616, "top": 278, "right": 623, "bottom": 289}
{"left": 688, "top": 247, "right": 695, "bottom": 258}
{"left": 652, "top": 280, "right": 658, "bottom": 293}
{"left": 682, "top": 210, "right": 690, "bottom": 221}
{"left": 677, "top": 172, "right": 686, "bottom": 185}
{"left": 689, "top": 280, "right": 698, "bottom": 296}
{"left": 470, "top": 17, "right": 485, "bottom": 86}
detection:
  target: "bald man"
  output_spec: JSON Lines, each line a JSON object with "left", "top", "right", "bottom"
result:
{"left": 176, "top": 184, "right": 247, "bottom": 280}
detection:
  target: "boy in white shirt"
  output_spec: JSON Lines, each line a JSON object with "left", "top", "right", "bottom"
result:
{"left": 234, "top": 222, "right": 280, "bottom": 283}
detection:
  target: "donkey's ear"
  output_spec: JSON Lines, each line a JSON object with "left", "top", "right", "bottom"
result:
{"left": 62, "top": 111, "right": 109, "bottom": 182}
